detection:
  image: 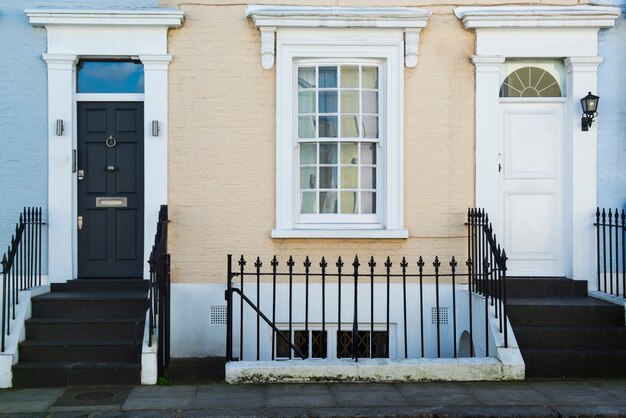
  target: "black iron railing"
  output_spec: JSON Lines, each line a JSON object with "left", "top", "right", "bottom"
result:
{"left": 1, "top": 208, "right": 43, "bottom": 352}
{"left": 595, "top": 208, "right": 625, "bottom": 298}
{"left": 467, "top": 208, "right": 508, "bottom": 349}
{"left": 148, "top": 205, "right": 170, "bottom": 376}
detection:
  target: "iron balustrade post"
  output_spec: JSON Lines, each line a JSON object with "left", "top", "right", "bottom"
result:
{"left": 255, "top": 257, "right": 262, "bottom": 361}
{"left": 287, "top": 256, "right": 294, "bottom": 360}
{"left": 320, "top": 257, "right": 327, "bottom": 358}
{"left": 418, "top": 257, "right": 425, "bottom": 357}
{"left": 500, "top": 248, "right": 509, "bottom": 348}
{"left": 597, "top": 208, "right": 601, "bottom": 291}
{"left": 384, "top": 257, "right": 391, "bottom": 356}
{"left": 483, "top": 256, "right": 490, "bottom": 357}
{"left": 622, "top": 210, "right": 625, "bottom": 298}
{"left": 369, "top": 257, "right": 375, "bottom": 359}
{"left": 609, "top": 209, "right": 614, "bottom": 295}
{"left": 304, "top": 256, "right": 311, "bottom": 359}
{"left": 38, "top": 208, "right": 42, "bottom": 286}
{"left": 164, "top": 253, "right": 171, "bottom": 371}
{"left": 271, "top": 256, "right": 278, "bottom": 360}
{"left": 451, "top": 257, "right": 457, "bottom": 358}
{"left": 614, "top": 210, "right": 620, "bottom": 296}
{"left": 401, "top": 257, "right": 408, "bottom": 359}
{"left": 239, "top": 255, "right": 246, "bottom": 361}
{"left": 1, "top": 255, "right": 6, "bottom": 352}
{"left": 226, "top": 254, "right": 233, "bottom": 361}
{"left": 434, "top": 257, "right": 441, "bottom": 358}
{"left": 352, "top": 255, "right": 359, "bottom": 362}
{"left": 29, "top": 208, "right": 34, "bottom": 288}
{"left": 602, "top": 209, "right": 607, "bottom": 292}
{"left": 337, "top": 257, "right": 343, "bottom": 337}
{"left": 467, "top": 259, "right": 474, "bottom": 357}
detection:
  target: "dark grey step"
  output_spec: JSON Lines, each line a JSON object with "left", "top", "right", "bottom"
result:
{"left": 19, "top": 339, "right": 140, "bottom": 363}
{"left": 506, "top": 277, "right": 587, "bottom": 297}
{"left": 51, "top": 279, "right": 149, "bottom": 292}
{"left": 12, "top": 362, "right": 141, "bottom": 388}
{"left": 507, "top": 296, "right": 624, "bottom": 326}
{"left": 26, "top": 317, "right": 145, "bottom": 341}
{"left": 513, "top": 326, "right": 626, "bottom": 350}
{"left": 521, "top": 349, "right": 626, "bottom": 378}
{"left": 32, "top": 292, "right": 148, "bottom": 319}
{"left": 168, "top": 357, "right": 226, "bottom": 384}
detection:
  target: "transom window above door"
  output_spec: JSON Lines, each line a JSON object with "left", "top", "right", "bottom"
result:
{"left": 77, "top": 60, "right": 144, "bottom": 94}
{"left": 500, "top": 60, "right": 565, "bottom": 98}
{"left": 297, "top": 65, "right": 380, "bottom": 217}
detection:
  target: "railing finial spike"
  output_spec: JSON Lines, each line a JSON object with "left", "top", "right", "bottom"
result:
{"left": 433, "top": 256, "right": 441, "bottom": 269}
{"left": 303, "top": 256, "right": 311, "bottom": 268}
{"left": 368, "top": 256, "right": 376, "bottom": 268}
{"left": 384, "top": 256, "right": 392, "bottom": 269}
{"left": 320, "top": 256, "right": 327, "bottom": 269}
{"left": 417, "top": 256, "right": 425, "bottom": 269}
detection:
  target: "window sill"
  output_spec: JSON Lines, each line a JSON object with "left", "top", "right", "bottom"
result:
{"left": 271, "top": 229, "right": 409, "bottom": 239}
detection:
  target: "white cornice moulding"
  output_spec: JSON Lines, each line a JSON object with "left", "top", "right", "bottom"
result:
{"left": 246, "top": 5, "right": 431, "bottom": 69}
{"left": 26, "top": 8, "right": 184, "bottom": 27}
{"left": 454, "top": 6, "right": 621, "bottom": 29}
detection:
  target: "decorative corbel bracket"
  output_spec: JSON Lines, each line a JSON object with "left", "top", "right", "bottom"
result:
{"left": 260, "top": 27, "right": 276, "bottom": 70}
{"left": 404, "top": 29, "right": 421, "bottom": 68}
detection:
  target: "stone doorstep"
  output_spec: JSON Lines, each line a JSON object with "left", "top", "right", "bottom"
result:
{"left": 225, "top": 357, "right": 521, "bottom": 384}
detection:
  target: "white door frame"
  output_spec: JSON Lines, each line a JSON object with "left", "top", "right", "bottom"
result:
{"left": 455, "top": 6, "right": 620, "bottom": 287}
{"left": 26, "top": 9, "right": 184, "bottom": 283}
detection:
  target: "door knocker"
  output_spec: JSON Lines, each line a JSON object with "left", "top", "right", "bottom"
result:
{"left": 106, "top": 135, "right": 117, "bottom": 148}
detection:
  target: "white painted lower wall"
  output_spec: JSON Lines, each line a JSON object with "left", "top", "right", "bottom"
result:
{"left": 0, "top": 285, "right": 50, "bottom": 388}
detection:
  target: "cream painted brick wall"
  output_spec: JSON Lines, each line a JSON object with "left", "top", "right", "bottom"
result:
{"left": 163, "top": 1, "right": 584, "bottom": 284}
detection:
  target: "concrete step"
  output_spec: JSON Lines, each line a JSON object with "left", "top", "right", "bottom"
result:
{"left": 513, "top": 326, "right": 626, "bottom": 350}
{"left": 507, "top": 296, "right": 623, "bottom": 326}
{"left": 12, "top": 362, "right": 141, "bottom": 388}
{"left": 505, "top": 277, "right": 587, "bottom": 298}
{"left": 19, "top": 339, "right": 140, "bottom": 363}
{"left": 31, "top": 291, "right": 148, "bottom": 319}
{"left": 51, "top": 279, "right": 149, "bottom": 292}
{"left": 25, "top": 317, "right": 145, "bottom": 341}
{"left": 522, "top": 349, "right": 626, "bottom": 378}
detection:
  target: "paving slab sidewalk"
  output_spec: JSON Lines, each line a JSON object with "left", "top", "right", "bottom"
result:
{"left": 0, "top": 380, "right": 625, "bottom": 417}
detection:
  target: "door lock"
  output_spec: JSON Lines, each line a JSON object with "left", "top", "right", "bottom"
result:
{"left": 77, "top": 216, "right": 84, "bottom": 231}
{"left": 78, "top": 170, "right": 85, "bottom": 181}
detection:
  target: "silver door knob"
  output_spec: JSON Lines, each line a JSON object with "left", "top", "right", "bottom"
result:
{"left": 78, "top": 169, "right": 85, "bottom": 180}
{"left": 106, "top": 165, "right": 116, "bottom": 173}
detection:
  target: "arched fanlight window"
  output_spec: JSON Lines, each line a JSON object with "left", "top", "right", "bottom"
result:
{"left": 499, "top": 66, "right": 562, "bottom": 98}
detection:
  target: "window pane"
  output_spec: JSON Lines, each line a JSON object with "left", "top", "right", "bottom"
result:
{"left": 361, "top": 143, "right": 376, "bottom": 164}
{"left": 301, "top": 192, "right": 316, "bottom": 214}
{"left": 298, "top": 116, "right": 316, "bottom": 138}
{"left": 362, "top": 67, "right": 378, "bottom": 89}
{"left": 77, "top": 60, "right": 144, "bottom": 93}
{"left": 300, "top": 143, "right": 317, "bottom": 164}
{"left": 340, "top": 191, "right": 357, "bottom": 214}
{"left": 298, "top": 67, "right": 316, "bottom": 88}
{"left": 319, "top": 192, "right": 338, "bottom": 213}
{"left": 319, "top": 116, "right": 338, "bottom": 138}
{"left": 320, "top": 143, "right": 338, "bottom": 164}
{"left": 362, "top": 116, "right": 379, "bottom": 138}
{"left": 319, "top": 66, "right": 337, "bottom": 88}
{"left": 300, "top": 167, "right": 316, "bottom": 189}
{"left": 340, "top": 91, "right": 359, "bottom": 113}
{"left": 319, "top": 167, "right": 337, "bottom": 188}
{"left": 361, "top": 192, "right": 376, "bottom": 214}
{"left": 340, "top": 115, "right": 359, "bottom": 138}
{"left": 319, "top": 91, "right": 338, "bottom": 113}
{"left": 340, "top": 66, "right": 359, "bottom": 88}
{"left": 341, "top": 167, "right": 358, "bottom": 189}
{"left": 340, "top": 142, "right": 358, "bottom": 164}
{"left": 362, "top": 91, "right": 378, "bottom": 114}
{"left": 361, "top": 168, "right": 376, "bottom": 189}
{"left": 298, "top": 91, "right": 316, "bottom": 114}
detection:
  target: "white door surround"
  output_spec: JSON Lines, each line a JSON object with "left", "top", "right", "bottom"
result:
{"left": 455, "top": 6, "right": 621, "bottom": 285}
{"left": 500, "top": 101, "right": 566, "bottom": 276}
{"left": 26, "top": 8, "right": 184, "bottom": 283}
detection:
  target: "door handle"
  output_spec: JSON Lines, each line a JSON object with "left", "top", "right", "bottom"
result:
{"left": 78, "top": 216, "right": 83, "bottom": 231}
{"left": 78, "top": 170, "right": 85, "bottom": 181}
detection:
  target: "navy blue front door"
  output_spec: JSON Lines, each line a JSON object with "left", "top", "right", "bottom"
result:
{"left": 77, "top": 102, "right": 144, "bottom": 278}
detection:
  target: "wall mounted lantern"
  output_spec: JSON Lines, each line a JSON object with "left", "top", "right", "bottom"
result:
{"left": 581, "top": 92, "right": 599, "bottom": 131}
{"left": 152, "top": 120, "right": 159, "bottom": 137}
{"left": 56, "top": 119, "right": 64, "bottom": 136}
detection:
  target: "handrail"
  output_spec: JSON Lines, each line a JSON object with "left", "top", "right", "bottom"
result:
{"left": 148, "top": 205, "right": 170, "bottom": 377}
{"left": 595, "top": 207, "right": 625, "bottom": 298}
{"left": 1, "top": 208, "right": 43, "bottom": 352}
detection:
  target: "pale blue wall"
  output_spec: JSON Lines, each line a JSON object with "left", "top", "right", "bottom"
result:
{"left": 0, "top": 1, "right": 158, "bottom": 270}
{"left": 597, "top": 5, "right": 626, "bottom": 210}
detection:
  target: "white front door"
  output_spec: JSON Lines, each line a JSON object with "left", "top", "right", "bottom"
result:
{"left": 500, "top": 101, "right": 565, "bottom": 276}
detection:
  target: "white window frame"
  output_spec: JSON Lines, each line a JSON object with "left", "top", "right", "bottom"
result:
{"left": 246, "top": 6, "right": 431, "bottom": 239}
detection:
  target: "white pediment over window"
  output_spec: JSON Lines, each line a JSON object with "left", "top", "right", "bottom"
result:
{"left": 454, "top": 6, "right": 620, "bottom": 29}
{"left": 246, "top": 5, "right": 431, "bottom": 69}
